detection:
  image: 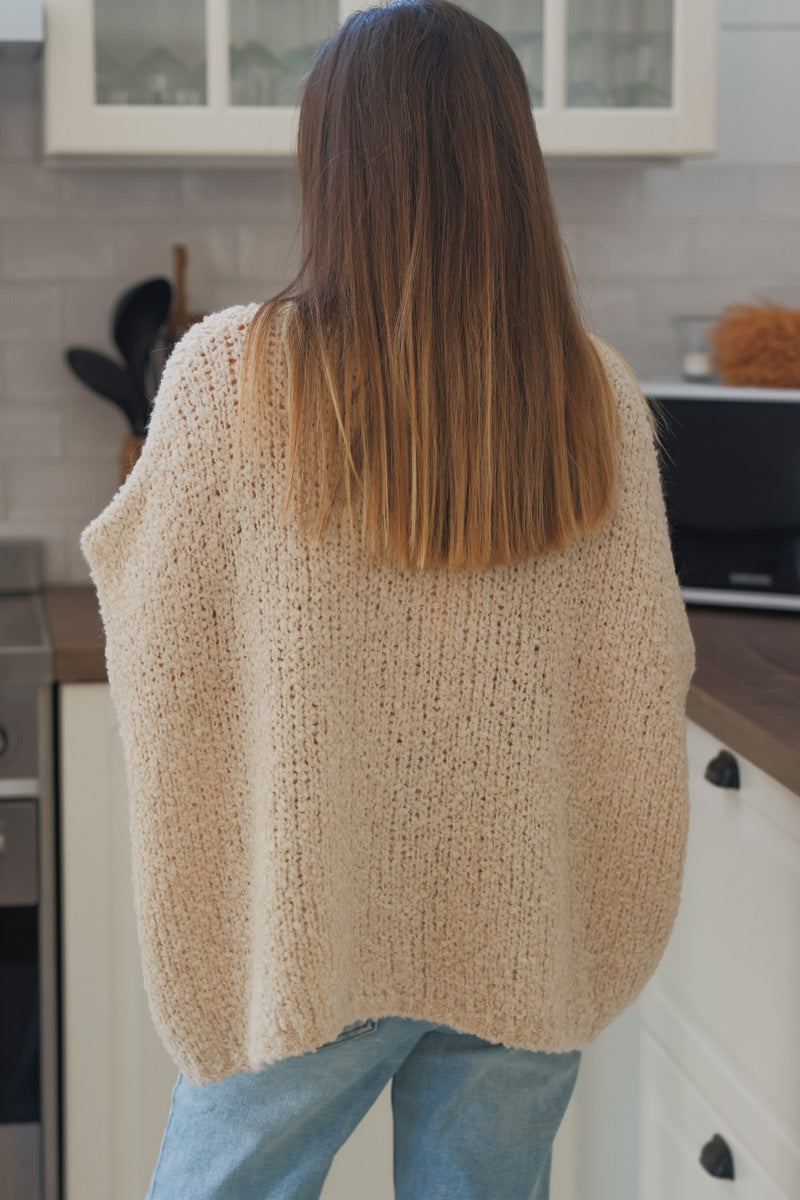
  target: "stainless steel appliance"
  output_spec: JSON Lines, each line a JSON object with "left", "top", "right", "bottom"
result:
{"left": 642, "top": 380, "right": 800, "bottom": 612}
{"left": 0, "top": 539, "right": 59, "bottom": 1199}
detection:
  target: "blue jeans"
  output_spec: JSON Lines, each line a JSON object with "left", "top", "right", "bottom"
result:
{"left": 145, "top": 1016, "right": 582, "bottom": 1200}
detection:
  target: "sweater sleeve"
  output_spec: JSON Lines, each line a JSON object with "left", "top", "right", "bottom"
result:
{"left": 565, "top": 335, "right": 696, "bottom": 1012}
{"left": 79, "top": 315, "right": 253, "bottom": 1079}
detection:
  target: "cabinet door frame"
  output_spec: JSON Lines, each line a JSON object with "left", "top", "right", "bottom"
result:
{"left": 43, "top": 0, "right": 719, "bottom": 159}
{"left": 537, "top": 0, "right": 718, "bottom": 155}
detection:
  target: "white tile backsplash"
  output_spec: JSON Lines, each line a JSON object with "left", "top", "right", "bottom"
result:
{"left": 236, "top": 223, "right": 301, "bottom": 287}
{"left": 563, "top": 222, "right": 697, "bottom": 283}
{"left": 0, "top": 98, "right": 39, "bottom": 160}
{"left": 2, "top": 340, "right": 81, "bottom": 399}
{"left": 60, "top": 168, "right": 182, "bottom": 217}
{"left": 0, "top": 282, "right": 60, "bottom": 340}
{"left": 753, "top": 166, "right": 800, "bottom": 217}
{"left": 0, "top": 402, "right": 61, "bottom": 459}
{"left": 1, "top": 221, "right": 115, "bottom": 281}
{"left": 58, "top": 282, "right": 128, "bottom": 353}
{"left": 0, "top": 46, "right": 799, "bottom": 582}
{"left": 691, "top": 220, "right": 800, "bottom": 277}
{"left": 640, "top": 163, "right": 758, "bottom": 218}
{"left": 111, "top": 221, "right": 240, "bottom": 281}
{"left": 7, "top": 458, "right": 122, "bottom": 516}
{"left": 0, "top": 161, "right": 62, "bottom": 217}
{"left": 181, "top": 167, "right": 300, "bottom": 221}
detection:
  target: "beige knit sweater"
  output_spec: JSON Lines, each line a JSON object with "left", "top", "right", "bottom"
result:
{"left": 80, "top": 302, "right": 695, "bottom": 1087}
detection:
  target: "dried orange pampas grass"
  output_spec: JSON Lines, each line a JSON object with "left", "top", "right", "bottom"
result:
{"left": 708, "top": 297, "right": 800, "bottom": 388}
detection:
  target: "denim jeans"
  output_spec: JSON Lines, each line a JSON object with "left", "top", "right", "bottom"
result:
{"left": 145, "top": 1016, "right": 582, "bottom": 1200}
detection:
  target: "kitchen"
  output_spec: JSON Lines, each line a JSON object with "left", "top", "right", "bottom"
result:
{"left": 0, "top": 1, "right": 799, "bottom": 1198}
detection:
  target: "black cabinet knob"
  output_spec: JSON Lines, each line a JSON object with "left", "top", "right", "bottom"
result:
{"left": 704, "top": 749, "right": 740, "bottom": 789}
{"left": 700, "top": 1132, "right": 735, "bottom": 1179}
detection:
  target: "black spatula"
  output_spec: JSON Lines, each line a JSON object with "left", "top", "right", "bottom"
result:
{"left": 65, "top": 348, "right": 149, "bottom": 436}
{"left": 112, "top": 277, "right": 173, "bottom": 402}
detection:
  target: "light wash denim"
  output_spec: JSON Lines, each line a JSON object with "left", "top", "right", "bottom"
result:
{"left": 145, "top": 1016, "right": 582, "bottom": 1200}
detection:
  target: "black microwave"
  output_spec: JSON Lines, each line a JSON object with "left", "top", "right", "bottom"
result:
{"left": 641, "top": 381, "right": 800, "bottom": 613}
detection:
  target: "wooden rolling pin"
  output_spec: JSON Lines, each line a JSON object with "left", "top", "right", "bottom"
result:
{"left": 165, "top": 244, "right": 207, "bottom": 343}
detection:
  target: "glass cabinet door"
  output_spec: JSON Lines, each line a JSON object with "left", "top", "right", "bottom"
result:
{"left": 94, "top": 0, "right": 207, "bottom": 105}
{"left": 229, "top": 0, "right": 340, "bottom": 108}
{"left": 566, "top": 0, "right": 673, "bottom": 108}
{"left": 460, "top": 0, "right": 544, "bottom": 105}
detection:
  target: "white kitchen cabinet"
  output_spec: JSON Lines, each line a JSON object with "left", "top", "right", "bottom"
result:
{"left": 43, "top": 0, "right": 719, "bottom": 160}
{"left": 67, "top": 682, "right": 799, "bottom": 1200}
{"left": 58, "top": 680, "right": 583, "bottom": 1200}
{"left": 638, "top": 718, "right": 800, "bottom": 1199}
{"left": 59, "top": 683, "right": 178, "bottom": 1200}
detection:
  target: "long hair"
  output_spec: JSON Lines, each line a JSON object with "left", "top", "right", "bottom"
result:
{"left": 228, "top": 0, "right": 622, "bottom": 571}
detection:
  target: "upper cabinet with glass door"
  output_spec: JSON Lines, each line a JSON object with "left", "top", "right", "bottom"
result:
{"left": 43, "top": 0, "right": 719, "bottom": 159}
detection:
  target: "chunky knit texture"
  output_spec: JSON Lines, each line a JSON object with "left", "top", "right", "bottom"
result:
{"left": 80, "top": 302, "right": 696, "bottom": 1087}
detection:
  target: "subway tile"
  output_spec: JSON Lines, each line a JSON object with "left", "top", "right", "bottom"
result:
{"left": 1, "top": 221, "right": 115, "bottom": 280}
{"left": 0, "top": 101, "right": 40, "bottom": 161}
{"left": 112, "top": 221, "right": 239, "bottom": 282}
{"left": 634, "top": 276, "right": 794, "bottom": 336}
{"left": 0, "top": 162, "right": 62, "bottom": 217}
{"left": 0, "top": 403, "right": 61, "bottom": 458}
{"left": 620, "top": 338, "right": 686, "bottom": 383}
{"left": 7, "top": 457, "right": 122, "bottom": 516}
{"left": 0, "top": 61, "right": 40, "bottom": 107}
{"left": 577, "top": 283, "right": 641, "bottom": 339}
{"left": 641, "top": 162, "right": 757, "bottom": 217}
{"left": 211, "top": 282, "right": 272, "bottom": 309}
{"left": 691, "top": 219, "right": 800, "bottom": 275}
{"left": 60, "top": 167, "right": 182, "bottom": 216}
{"left": 547, "top": 161, "right": 646, "bottom": 227}
{"left": 62, "top": 391, "right": 135, "bottom": 456}
{"left": 59, "top": 282, "right": 129, "bottom": 351}
{"left": 0, "top": 283, "right": 60, "bottom": 339}
{"left": 181, "top": 166, "right": 301, "bottom": 222}
{"left": 562, "top": 221, "right": 695, "bottom": 282}
{"left": 753, "top": 166, "right": 800, "bottom": 216}
{"left": 1, "top": 340, "right": 79, "bottom": 399}
{"left": 237, "top": 223, "right": 300, "bottom": 287}
{"left": 0, "top": 515, "right": 72, "bottom": 580}
{"left": 745, "top": 281, "right": 800, "bottom": 306}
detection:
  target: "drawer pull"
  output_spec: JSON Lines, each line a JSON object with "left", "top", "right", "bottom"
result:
{"left": 699, "top": 1132, "right": 735, "bottom": 1179}
{"left": 704, "top": 750, "right": 740, "bottom": 789}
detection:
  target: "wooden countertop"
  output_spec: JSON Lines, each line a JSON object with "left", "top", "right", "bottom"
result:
{"left": 43, "top": 584, "right": 800, "bottom": 796}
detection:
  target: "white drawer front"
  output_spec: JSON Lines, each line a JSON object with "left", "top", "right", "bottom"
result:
{"left": 639, "top": 1028, "right": 790, "bottom": 1200}
{"left": 653, "top": 720, "right": 800, "bottom": 1142}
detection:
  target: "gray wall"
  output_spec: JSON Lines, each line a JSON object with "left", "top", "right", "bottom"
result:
{"left": 1, "top": 0, "right": 799, "bottom": 582}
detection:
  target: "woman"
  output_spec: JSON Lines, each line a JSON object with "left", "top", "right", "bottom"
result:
{"left": 80, "top": 2, "right": 695, "bottom": 1198}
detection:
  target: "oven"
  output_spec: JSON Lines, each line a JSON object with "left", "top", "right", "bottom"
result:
{"left": 642, "top": 381, "right": 800, "bottom": 612}
{"left": 0, "top": 539, "right": 59, "bottom": 1199}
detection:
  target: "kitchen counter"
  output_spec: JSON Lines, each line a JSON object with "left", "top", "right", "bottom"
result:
{"left": 42, "top": 584, "right": 800, "bottom": 796}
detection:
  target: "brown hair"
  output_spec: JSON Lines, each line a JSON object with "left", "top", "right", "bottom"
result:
{"left": 228, "top": 0, "right": 621, "bottom": 571}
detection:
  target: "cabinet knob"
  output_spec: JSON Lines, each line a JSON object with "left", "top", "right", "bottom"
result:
{"left": 704, "top": 749, "right": 740, "bottom": 789}
{"left": 699, "top": 1132, "right": 735, "bottom": 1179}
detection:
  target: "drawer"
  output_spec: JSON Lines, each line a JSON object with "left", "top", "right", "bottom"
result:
{"left": 651, "top": 720, "right": 800, "bottom": 1140}
{"left": 639, "top": 1027, "right": 791, "bottom": 1200}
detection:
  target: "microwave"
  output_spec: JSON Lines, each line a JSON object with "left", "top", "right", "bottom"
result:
{"left": 641, "top": 381, "right": 800, "bottom": 613}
